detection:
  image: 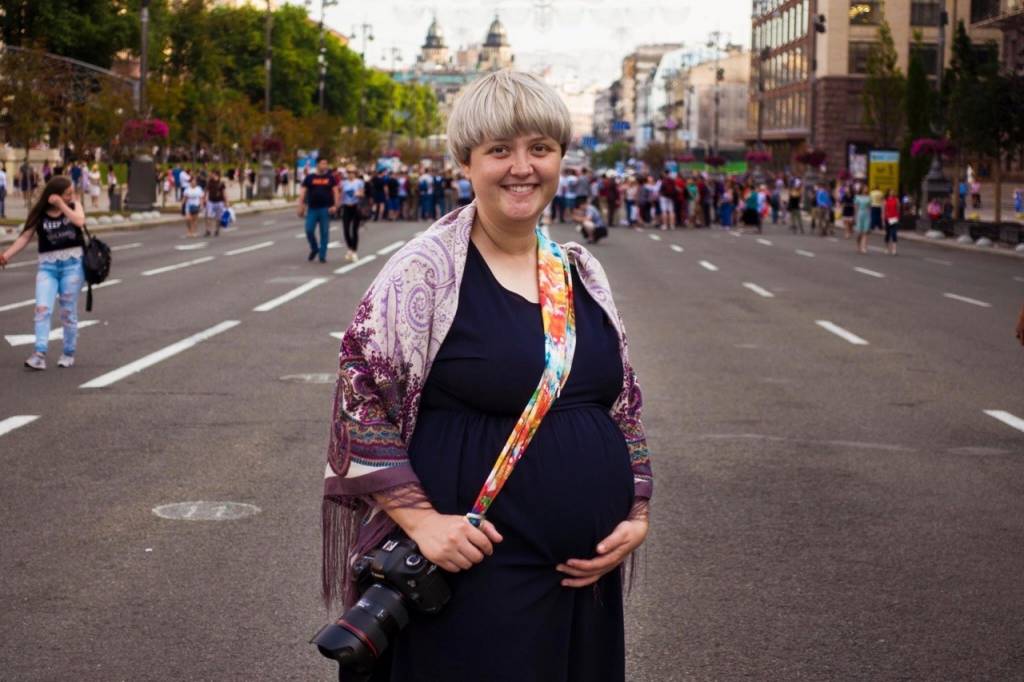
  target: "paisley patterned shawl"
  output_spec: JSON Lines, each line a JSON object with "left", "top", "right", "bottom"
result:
{"left": 322, "top": 201, "right": 652, "bottom": 607}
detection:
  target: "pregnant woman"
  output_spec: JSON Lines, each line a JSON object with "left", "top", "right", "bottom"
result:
{"left": 321, "top": 70, "right": 654, "bottom": 682}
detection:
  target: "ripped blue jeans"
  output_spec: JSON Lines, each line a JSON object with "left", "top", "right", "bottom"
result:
{"left": 34, "top": 257, "right": 84, "bottom": 356}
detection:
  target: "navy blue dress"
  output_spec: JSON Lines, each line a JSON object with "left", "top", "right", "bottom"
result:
{"left": 381, "top": 241, "right": 635, "bottom": 682}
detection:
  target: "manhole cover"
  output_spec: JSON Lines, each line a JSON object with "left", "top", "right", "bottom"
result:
{"left": 153, "top": 501, "right": 261, "bottom": 521}
{"left": 279, "top": 373, "right": 335, "bottom": 384}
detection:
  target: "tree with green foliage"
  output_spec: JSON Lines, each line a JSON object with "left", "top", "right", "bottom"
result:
{"left": 944, "top": 20, "right": 1023, "bottom": 222}
{"left": 591, "top": 141, "right": 630, "bottom": 169}
{"left": 901, "top": 33, "right": 933, "bottom": 202}
{"left": 863, "top": 20, "right": 904, "bottom": 148}
{"left": 0, "top": 0, "right": 136, "bottom": 69}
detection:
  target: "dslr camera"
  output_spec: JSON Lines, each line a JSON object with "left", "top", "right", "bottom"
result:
{"left": 312, "top": 538, "right": 450, "bottom": 680}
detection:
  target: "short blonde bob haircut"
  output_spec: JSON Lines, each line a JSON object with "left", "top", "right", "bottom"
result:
{"left": 447, "top": 69, "right": 573, "bottom": 166}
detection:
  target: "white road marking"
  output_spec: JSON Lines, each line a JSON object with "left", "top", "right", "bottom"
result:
{"left": 262, "top": 219, "right": 275, "bottom": 226}
{"left": 377, "top": 240, "right": 406, "bottom": 255}
{"left": 796, "top": 249, "right": 815, "bottom": 258}
{"left": 854, "top": 267, "right": 885, "bottom": 278}
{"left": 91, "top": 278, "right": 122, "bottom": 291}
{"left": 742, "top": 282, "right": 774, "bottom": 298}
{"left": 294, "top": 232, "right": 306, "bottom": 239}
{"left": 333, "top": 255, "right": 377, "bottom": 275}
{"left": 142, "top": 256, "right": 215, "bottom": 277}
{"left": 927, "top": 258, "right": 954, "bottom": 266}
{"left": 983, "top": 410, "right": 1024, "bottom": 434}
{"left": 225, "top": 240, "right": 273, "bottom": 256}
{"left": 756, "top": 238, "right": 773, "bottom": 246}
{"left": 1013, "top": 275, "right": 1024, "bottom": 283}
{"left": 2, "top": 260, "right": 35, "bottom": 269}
{"left": 0, "top": 415, "right": 39, "bottom": 437}
{"left": 670, "top": 244, "right": 684, "bottom": 253}
{"left": 174, "top": 243, "right": 208, "bottom": 251}
{"left": 649, "top": 234, "right": 662, "bottom": 241}
{"left": 253, "top": 277, "right": 329, "bottom": 312}
{"left": 112, "top": 242, "right": 143, "bottom": 251}
{"left": 80, "top": 320, "right": 240, "bottom": 389}
{"left": 326, "top": 241, "right": 343, "bottom": 249}
{"left": 329, "top": 332, "right": 344, "bottom": 340}
{"left": 0, "top": 297, "right": 35, "bottom": 313}
{"left": 827, "top": 237, "right": 839, "bottom": 243}
{"left": 943, "top": 292, "right": 991, "bottom": 308}
{"left": 816, "top": 320, "right": 869, "bottom": 346}
{"left": 699, "top": 260, "right": 719, "bottom": 272}
{"left": 867, "top": 246, "right": 886, "bottom": 253}
{"left": 6, "top": 319, "right": 100, "bottom": 347}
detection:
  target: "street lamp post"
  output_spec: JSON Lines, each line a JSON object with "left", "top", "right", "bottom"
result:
{"left": 257, "top": 0, "right": 275, "bottom": 199}
{"left": 351, "top": 23, "right": 374, "bottom": 127}
{"left": 125, "top": 0, "right": 156, "bottom": 211}
{"left": 707, "top": 31, "right": 726, "bottom": 159}
{"left": 922, "top": 9, "right": 952, "bottom": 206}
{"left": 804, "top": 7, "right": 827, "bottom": 208}
{"left": 312, "top": 0, "right": 338, "bottom": 110}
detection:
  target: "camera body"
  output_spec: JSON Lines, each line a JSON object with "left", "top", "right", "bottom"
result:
{"left": 313, "top": 538, "right": 451, "bottom": 678}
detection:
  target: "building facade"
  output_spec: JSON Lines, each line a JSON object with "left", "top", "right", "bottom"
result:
{"left": 750, "top": 0, "right": 1002, "bottom": 176}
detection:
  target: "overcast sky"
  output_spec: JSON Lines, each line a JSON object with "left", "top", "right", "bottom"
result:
{"left": 304, "top": 0, "right": 751, "bottom": 87}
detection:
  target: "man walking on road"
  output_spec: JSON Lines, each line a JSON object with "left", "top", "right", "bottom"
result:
{"left": 203, "top": 170, "right": 229, "bottom": 237}
{"left": 298, "top": 157, "right": 339, "bottom": 264}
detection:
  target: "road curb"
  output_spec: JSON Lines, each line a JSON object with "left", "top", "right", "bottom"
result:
{"left": 882, "top": 229, "right": 1024, "bottom": 260}
{"left": 0, "top": 200, "right": 293, "bottom": 245}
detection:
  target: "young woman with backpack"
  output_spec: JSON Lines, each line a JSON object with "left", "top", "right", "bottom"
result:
{"left": 0, "top": 176, "right": 87, "bottom": 370}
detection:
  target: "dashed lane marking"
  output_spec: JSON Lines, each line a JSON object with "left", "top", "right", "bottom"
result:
{"left": 294, "top": 232, "right": 306, "bottom": 239}
{"left": 927, "top": 258, "right": 954, "bottom": 266}
{"left": 111, "top": 243, "right": 143, "bottom": 251}
{"left": 333, "top": 255, "right": 378, "bottom": 275}
{"left": 377, "top": 240, "right": 406, "bottom": 255}
{"left": 0, "top": 280, "right": 122, "bottom": 312}
{"left": 827, "top": 237, "right": 839, "bottom": 243}
{"left": 943, "top": 293, "right": 991, "bottom": 308}
{"left": 756, "top": 238, "right": 773, "bottom": 246}
{"left": 262, "top": 219, "right": 276, "bottom": 226}
{"left": 670, "top": 244, "right": 684, "bottom": 253}
{"left": 1014, "top": 276, "right": 1024, "bottom": 283}
{"left": 867, "top": 246, "right": 885, "bottom": 254}
{"left": 141, "top": 256, "right": 215, "bottom": 277}
{"left": 742, "top": 282, "right": 775, "bottom": 298}
{"left": 795, "top": 249, "right": 815, "bottom": 258}
{"left": 0, "top": 415, "right": 39, "bottom": 437}
{"left": 649, "top": 234, "right": 662, "bottom": 241}
{"left": 2, "top": 260, "right": 35, "bottom": 269}
{"left": 80, "top": 320, "right": 241, "bottom": 389}
{"left": 699, "top": 260, "right": 719, "bottom": 272}
{"left": 175, "top": 243, "right": 209, "bottom": 251}
{"left": 6, "top": 320, "right": 100, "bottom": 347}
{"left": 253, "top": 277, "right": 330, "bottom": 312}
{"left": 225, "top": 241, "right": 274, "bottom": 256}
{"left": 329, "top": 332, "right": 344, "bottom": 340}
{"left": 983, "top": 410, "right": 1024, "bottom": 434}
{"left": 854, "top": 267, "right": 885, "bottom": 278}
{"left": 815, "top": 320, "right": 869, "bottom": 346}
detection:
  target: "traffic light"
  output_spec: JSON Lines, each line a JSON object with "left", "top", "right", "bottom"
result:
{"left": 814, "top": 13, "right": 826, "bottom": 33}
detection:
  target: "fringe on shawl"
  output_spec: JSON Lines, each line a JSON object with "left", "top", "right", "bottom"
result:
{"left": 321, "top": 483, "right": 433, "bottom": 612}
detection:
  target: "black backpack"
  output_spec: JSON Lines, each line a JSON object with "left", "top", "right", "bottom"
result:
{"left": 81, "top": 225, "right": 111, "bottom": 312}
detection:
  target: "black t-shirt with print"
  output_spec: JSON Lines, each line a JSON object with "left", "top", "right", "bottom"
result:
{"left": 36, "top": 205, "right": 85, "bottom": 253}
{"left": 303, "top": 172, "right": 338, "bottom": 209}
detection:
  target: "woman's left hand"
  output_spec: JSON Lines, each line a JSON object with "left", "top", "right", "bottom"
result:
{"left": 556, "top": 517, "right": 649, "bottom": 588}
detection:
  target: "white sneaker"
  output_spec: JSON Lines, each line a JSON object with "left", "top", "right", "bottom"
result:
{"left": 24, "top": 353, "right": 46, "bottom": 370}
{"left": 57, "top": 354, "right": 75, "bottom": 368}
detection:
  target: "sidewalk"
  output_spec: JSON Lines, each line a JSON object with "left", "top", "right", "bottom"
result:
{"left": 0, "top": 197, "right": 293, "bottom": 245}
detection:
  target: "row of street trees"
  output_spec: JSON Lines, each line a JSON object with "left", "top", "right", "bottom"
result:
{"left": 862, "top": 19, "right": 1024, "bottom": 221}
{"left": 1, "top": 0, "right": 442, "bottom": 166}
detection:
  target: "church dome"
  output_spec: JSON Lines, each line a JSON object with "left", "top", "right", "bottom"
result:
{"left": 484, "top": 15, "right": 509, "bottom": 47}
{"left": 423, "top": 17, "right": 446, "bottom": 49}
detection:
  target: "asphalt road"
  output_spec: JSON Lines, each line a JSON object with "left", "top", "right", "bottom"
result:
{"left": 1, "top": 210, "right": 1022, "bottom": 681}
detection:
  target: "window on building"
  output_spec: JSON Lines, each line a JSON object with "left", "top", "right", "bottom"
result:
{"left": 849, "top": 0, "right": 882, "bottom": 25}
{"left": 909, "top": 43, "right": 939, "bottom": 76}
{"left": 848, "top": 41, "right": 875, "bottom": 74}
{"left": 802, "top": 0, "right": 809, "bottom": 34}
{"left": 970, "top": 0, "right": 1000, "bottom": 23}
{"left": 910, "top": 0, "right": 942, "bottom": 26}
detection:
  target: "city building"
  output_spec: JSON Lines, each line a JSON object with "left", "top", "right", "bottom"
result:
{"left": 749, "top": 0, "right": 1002, "bottom": 177}
{"left": 969, "top": 0, "right": 1024, "bottom": 74}
{"left": 618, "top": 44, "right": 684, "bottom": 148}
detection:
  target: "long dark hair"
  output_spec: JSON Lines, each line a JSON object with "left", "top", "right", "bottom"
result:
{"left": 22, "top": 175, "right": 73, "bottom": 234}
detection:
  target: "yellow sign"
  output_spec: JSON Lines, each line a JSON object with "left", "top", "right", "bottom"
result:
{"left": 868, "top": 151, "right": 899, "bottom": 194}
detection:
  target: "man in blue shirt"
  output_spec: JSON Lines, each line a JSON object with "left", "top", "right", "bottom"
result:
{"left": 813, "top": 184, "right": 834, "bottom": 236}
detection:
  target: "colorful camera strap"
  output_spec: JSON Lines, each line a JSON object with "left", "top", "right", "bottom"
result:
{"left": 467, "top": 227, "right": 577, "bottom": 527}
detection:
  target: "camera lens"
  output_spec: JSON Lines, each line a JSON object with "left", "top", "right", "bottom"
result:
{"left": 312, "top": 584, "right": 410, "bottom": 670}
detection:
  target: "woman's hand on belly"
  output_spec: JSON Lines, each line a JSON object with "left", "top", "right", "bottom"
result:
{"left": 389, "top": 505, "right": 504, "bottom": 573}
{"left": 555, "top": 517, "right": 649, "bottom": 588}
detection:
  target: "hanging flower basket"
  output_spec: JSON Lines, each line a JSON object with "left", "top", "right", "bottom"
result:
{"left": 745, "top": 150, "right": 772, "bottom": 164}
{"left": 120, "top": 118, "right": 170, "bottom": 145}
{"left": 795, "top": 149, "right": 827, "bottom": 167}
{"left": 837, "top": 169, "right": 851, "bottom": 181}
{"left": 910, "top": 137, "right": 955, "bottom": 159}
{"left": 676, "top": 153, "right": 696, "bottom": 163}
{"left": 705, "top": 155, "right": 726, "bottom": 168}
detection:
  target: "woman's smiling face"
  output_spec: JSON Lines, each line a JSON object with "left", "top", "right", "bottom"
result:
{"left": 462, "top": 133, "right": 562, "bottom": 225}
